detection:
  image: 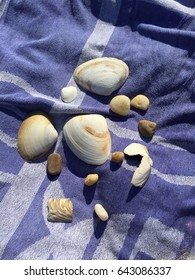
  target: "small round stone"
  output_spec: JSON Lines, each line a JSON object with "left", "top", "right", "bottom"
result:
{"left": 61, "top": 86, "right": 77, "bottom": 103}
{"left": 131, "top": 94, "right": 150, "bottom": 110}
{"left": 47, "top": 153, "right": 62, "bottom": 176}
{"left": 138, "top": 120, "right": 157, "bottom": 138}
{"left": 110, "top": 95, "right": 130, "bottom": 116}
{"left": 94, "top": 204, "right": 109, "bottom": 221}
{"left": 84, "top": 174, "right": 99, "bottom": 186}
{"left": 111, "top": 152, "right": 124, "bottom": 163}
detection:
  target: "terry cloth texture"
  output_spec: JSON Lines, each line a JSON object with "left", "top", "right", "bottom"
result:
{"left": 0, "top": 0, "right": 195, "bottom": 260}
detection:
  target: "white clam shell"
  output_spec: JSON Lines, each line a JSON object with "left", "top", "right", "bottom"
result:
{"left": 61, "top": 86, "right": 77, "bottom": 103}
{"left": 47, "top": 198, "right": 73, "bottom": 222}
{"left": 63, "top": 114, "right": 111, "bottom": 165}
{"left": 73, "top": 57, "right": 129, "bottom": 96}
{"left": 124, "top": 143, "right": 153, "bottom": 187}
{"left": 17, "top": 112, "right": 58, "bottom": 162}
{"left": 94, "top": 203, "right": 109, "bottom": 221}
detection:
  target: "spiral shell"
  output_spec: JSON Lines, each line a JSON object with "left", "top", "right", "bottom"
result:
{"left": 63, "top": 114, "right": 111, "bottom": 165}
{"left": 47, "top": 198, "right": 73, "bottom": 222}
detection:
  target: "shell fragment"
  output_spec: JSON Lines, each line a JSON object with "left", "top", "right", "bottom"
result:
{"left": 124, "top": 143, "right": 153, "bottom": 187}
{"left": 73, "top": 57, "right": 129, "bottom": 96}
{"left": 47, "top": 198, "right": 73, "bottom": 222}
{"left": 61, "top": 86, "right": 77, "bottom": 103}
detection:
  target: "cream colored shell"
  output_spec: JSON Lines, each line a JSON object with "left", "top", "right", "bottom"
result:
{"left": 94, "top": 203, "right": 109, "bottom": 221}
{"left": 73, "top": 57, "right": 129, "bottom": 96}
{"left": 110, "top": 95, "right": 131, "bottom": 116}
{"left": 63, "top": 114, "right": 111, "bottom": 165}
{"left": 17, "top": 112, "right": 58, "bottom": 162}
{"left": 47, "top": 198, "right": 73, "bottom": 222}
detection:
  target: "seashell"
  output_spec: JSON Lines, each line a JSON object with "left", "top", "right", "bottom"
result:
{"left": 85, "top": 174, "right": 99, "bottom": 186}
{"left": 124, "top": 143, "right": 153, "bottom": 187}
{"left": 131, "top": 94, "right": 150, "bottom": 110}
{"left": 47, "top": 198, "right": 73, "bottom": 222}
{"left": 63, "top": 114, "right": 111, "bottom": 165}
{"left": 138, "top": 120, "right": 156, "bottom": 138}
{"left": 47, "top": 153, "right": 62, "bottom": 176}
{"left": 111, "top": 151, "right": 124, "bottom": 163}
{"left": 131, "top": 156, "right": 153, "bottom": 187}
{"left": 17, "top": 112, "right": 58, "bottom": 162}
{"left": 94, "top": 203, "right": 109, "bottom": 221}
{"left": 124, "top": 143, "right": 149, "bottom": 158}
{"left": 73, "top": 57, "right": 129, "bottom": 96}
{"left": 61, "top": 86, "right": 77, "bottom": 103}
{"left": 110, "top": 95, "right": 131, "bottom": 116}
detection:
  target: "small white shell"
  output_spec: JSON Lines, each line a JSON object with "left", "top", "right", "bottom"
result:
{"left": 124, "top": 143, "right": 153, "bottom": 187}
{"left": 94, "top": 203, "right": 109, "bottom": 221}
{"left": 63, "top": 114, "right": 111, "bottom": 165}
{"left": 47, "top": 198, "right": 73, "bottom": 222}
{"left": 73, "top": 57, "right": 129, "bottom": 96}
{"left": 17, "top": 112, "right": 58, "bottom": 162}
{"left": 61, "top": 86, "right": 77, "bottom": 103}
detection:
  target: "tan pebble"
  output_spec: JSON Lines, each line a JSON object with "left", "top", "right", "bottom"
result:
{"left": 110, "top": 95, "right": 130, "bottom": 116}
{"left": 47, "top": 153, "right": 62, "bottom": 176}
{"left": 111, "top": 151, "right": 124, "bottom": 163}
{"left": 84, "top": 174, "right": 99, "bottom": 186}
{"left": 131, "top": 94, "right": 150, "bottom": 110}
{"left": 94, "top": 203, "right": 109, "bottom": 221}
{"left": 138, "top": 120, "right": 156, "bottom": 138}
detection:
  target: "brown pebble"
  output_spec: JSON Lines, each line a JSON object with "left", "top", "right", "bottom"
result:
{"left": 111, "top": 152, "right": 124, "bottom": 163}
{"left": 138, "top": 120, "right": 157, "bottom": 138}
{"left": 47, "top": 153, "right": 62, "bottom": 175}
{"left": 84, "top": 174, "right": 99, "bottom": 186}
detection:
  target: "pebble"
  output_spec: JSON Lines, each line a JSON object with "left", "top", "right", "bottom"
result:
{"left": 61, "top": 86, "right": 77, "bottom": 103}
{"left": 111, "top": 151, "right": 124, "bottom": 163}
{"left": 94, "top": 203, "right": 109, "bottom": 221}
{"left": 138, "top": 120, "right": 157, "bottom": 138}
{"left": 47, "top": 153, "right": 62, "bottom": 176}
{"left": 84, "top": 174, "right": 99, "bottom": 186}
{"left": 130, "top": 94, "right": 150, "bottom": 110}
{"left": 109, "top": 95, "right": 130, "bottom": 116}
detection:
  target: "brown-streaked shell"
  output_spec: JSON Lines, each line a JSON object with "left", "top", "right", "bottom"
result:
{"left": 73, "top": 57, "right": 129, "bottom": 96}
{"left": 63, "top": 114, "right": 111, "bottom": 165}
{"left": 17, "top": 112, "right": 58, "bottom": 162}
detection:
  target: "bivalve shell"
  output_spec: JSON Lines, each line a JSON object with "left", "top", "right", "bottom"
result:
{"left": 63, "top": 114, "right": 111, "bottom": 165}
{"left": 94, "top": 203, "right": 109, "bottom": 221}
{"left": 61, "top": 86, "right": 77, "bottom": 103}
{"left": 110, "top": 95, "right": 130, "bottom": 116}
{"left": 47, "top": 198, "right": 73, "bottom": 222}
{"left": 17, "top": 112, "right": 58, "bottom": 162}
{"left": 73, "top": 57, "right": 129, "bottom": 96}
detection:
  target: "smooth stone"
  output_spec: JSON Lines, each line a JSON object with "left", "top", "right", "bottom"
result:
{"left": 111, "top": 152, "right": 124, "bottom": 163}
{"left": 94, "top": 204, "right": 109, "bottom": 221}
{"left": 138, "top": 120, "right": 156, "bottom": 138}
{"left": 61, "top": 86, "right": 77, "bottom": 103}
{"left": 110, "top": 95, "right": 130, "bottom": 116}
{"left": 131, "top": 94, "right": 150, "bottom": 110}
{"left": 47, "top": 153, "right": 62, "bottom": 176}
{"left": 84, "top": 174, "right": 99, "bottom": 186}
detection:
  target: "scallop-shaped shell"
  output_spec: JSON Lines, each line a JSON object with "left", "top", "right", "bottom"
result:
{"left": 17, "top": 112, "right": 58, "bottom": 162}
{"left": 73, "top": 57, "right": 129, "bottom": 96}
{"left": 47, "top": 198, "right": 73, "bottom": 222}
{"left": 63, "top": 114, "right": 111, "bottom": 165}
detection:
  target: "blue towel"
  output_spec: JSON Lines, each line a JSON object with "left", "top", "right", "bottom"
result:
{"left": 0, "top": 0, "right": 195, "bottom": 260}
